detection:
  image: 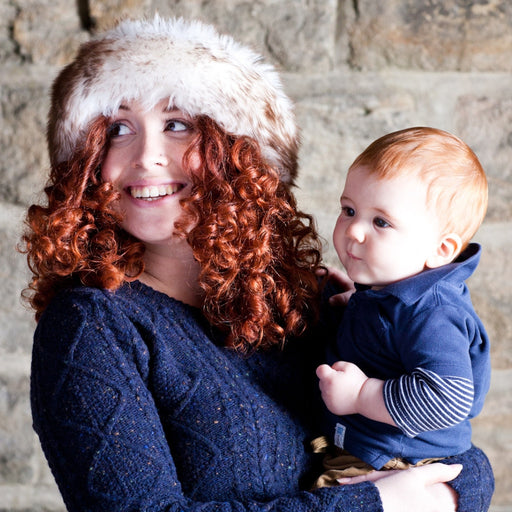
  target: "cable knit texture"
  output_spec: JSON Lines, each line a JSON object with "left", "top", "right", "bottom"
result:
{"left": 31, "top": 281, "right": 493, "bottom": 511}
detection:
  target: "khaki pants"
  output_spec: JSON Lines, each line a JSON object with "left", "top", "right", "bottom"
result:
{"left": 310, "top": 436, "right": 443, "bottom": 490}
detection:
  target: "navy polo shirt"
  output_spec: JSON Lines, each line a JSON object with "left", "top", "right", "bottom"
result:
{"left": 322, "top": 243, "right": 491, "bottom": 469}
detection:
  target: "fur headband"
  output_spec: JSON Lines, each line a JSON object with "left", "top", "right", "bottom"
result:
{"left": 47, "top": 16, "right": 299, "bottom": 182}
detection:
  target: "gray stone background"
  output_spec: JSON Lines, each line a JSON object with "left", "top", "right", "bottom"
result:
{"left": 0, "top": 0, "right": 511, "bottom": 510}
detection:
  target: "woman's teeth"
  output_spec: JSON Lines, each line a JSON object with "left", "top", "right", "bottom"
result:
{"left": 130, "top": 184, "right": 183, "bottom": 200}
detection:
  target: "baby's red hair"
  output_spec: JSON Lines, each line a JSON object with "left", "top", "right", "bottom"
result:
{"left": 21, "top": 115, "right": 322, "bottom": 352}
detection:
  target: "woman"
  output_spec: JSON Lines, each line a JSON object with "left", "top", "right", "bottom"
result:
{"left": 21, "top": 16, "right": 493, "bottom": 511}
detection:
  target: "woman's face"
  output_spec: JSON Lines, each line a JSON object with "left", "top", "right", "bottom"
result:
{"left": 102, "top": 99, "right": 199, "bottom": 247}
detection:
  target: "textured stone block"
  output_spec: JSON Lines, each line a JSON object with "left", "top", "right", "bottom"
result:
{"left": 0, "top": 72, "right": 50, "bottom": 206}
{"left": 10, "top": 0, "right": 87, "bottom": 66}
{"left": 0, "top": 202, "right": 35, "bottom": 355}
{"left": 346, "top": 1, "right": 512, "bottom": 71}
{"left": 0, "top": 372, "right": 34, "bottom": 484}
{"left": 0, "top": 1, "right": 19, "bottom": 64}
{"left": 455, "top": 94, "right": 512, "bottom": 222}
{"left": 471, "top": 223, "right": 512, "bottom": 371}
{"left": 0, "top": 483, "right": 65, "bottom": 511}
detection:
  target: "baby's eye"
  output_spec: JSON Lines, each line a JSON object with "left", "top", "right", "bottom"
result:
{"left": 374, "top": 217, "right": 391, "bottom": 228}
{"left": 166, "top": 120, "right": 189, "bottom": 132}
{"left": 341, "top": 206, "right": 355, "bottom": 217}
{"left": 108, "top": 122, "right": 131, "bottom": 138}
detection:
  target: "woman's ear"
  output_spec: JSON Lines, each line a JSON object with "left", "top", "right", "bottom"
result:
{"left": 426, "top": 233, "right": 463, "bottom": 269}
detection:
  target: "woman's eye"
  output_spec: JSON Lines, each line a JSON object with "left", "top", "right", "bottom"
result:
{"left": 166, "top": 120, "right": 189, "bottom": 132}
{"left": 341, "top": 206, "right": 355, "bottom": 217}
{"left": 108, "top": 122, "right": 131, "bottom": 138}
{"left": 374, "top": 217, "right": 390, "bottom": 228}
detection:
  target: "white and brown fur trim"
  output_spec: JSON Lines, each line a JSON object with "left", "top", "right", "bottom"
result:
{"left": 47, "top": 16, "right": 299, "bottom": 182}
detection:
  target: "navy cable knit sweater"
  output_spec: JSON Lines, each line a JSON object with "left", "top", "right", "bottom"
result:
{"left": 31, "top": 281, "right": 494, "bottom": 511}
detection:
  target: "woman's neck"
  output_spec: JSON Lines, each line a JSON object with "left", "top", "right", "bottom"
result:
{"left": 138, "top": 243, "right": 203, "bottom": 308}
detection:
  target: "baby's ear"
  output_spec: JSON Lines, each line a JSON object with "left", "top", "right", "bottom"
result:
{"left": 426, "top": 233, "right": 463, "bottom": 269}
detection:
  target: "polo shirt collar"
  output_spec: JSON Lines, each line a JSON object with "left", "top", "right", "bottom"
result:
{"left": 355, "top": 243, "right": 481, "bottom": 305}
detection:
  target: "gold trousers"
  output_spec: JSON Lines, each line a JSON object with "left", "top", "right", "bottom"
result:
{"left": 310, "top": 436, "right": 443, "bottom": 490}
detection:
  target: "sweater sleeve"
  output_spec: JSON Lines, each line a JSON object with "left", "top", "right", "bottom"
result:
{"left": 30, "top": 290, "right": 383, "bottom": 512}
{"left": 446, "top": 445, "right": 495, "bottom": 512}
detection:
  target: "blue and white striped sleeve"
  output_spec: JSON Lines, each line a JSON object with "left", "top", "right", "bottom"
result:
{"left": 383, "top": 367, "right": 474, "bottom": 438}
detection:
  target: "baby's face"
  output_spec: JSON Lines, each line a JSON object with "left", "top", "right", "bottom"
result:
{"left": 333, "top": 165, "right": 443, "bottom": 289}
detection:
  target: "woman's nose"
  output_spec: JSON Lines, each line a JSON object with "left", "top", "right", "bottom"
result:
{"left": 133, "top": 133, "right": 169, "bottom": 169}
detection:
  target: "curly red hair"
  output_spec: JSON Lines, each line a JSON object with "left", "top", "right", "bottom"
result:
{"left": 21, "top": 115, "right": 322, "bottom": 352}
{"left": 21, "top": 116, "right": 145, "bottom": 318}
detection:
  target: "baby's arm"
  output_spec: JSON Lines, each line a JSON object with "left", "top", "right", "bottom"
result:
{"left": 316, "top": 362, "right": 397, "bottom": 426}
{"left": 317, "top": 361, "right": 474, "bottom": 436}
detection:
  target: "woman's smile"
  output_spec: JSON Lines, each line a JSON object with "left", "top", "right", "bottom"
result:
{"left": 128, "top": 182, "right": 187, "bottom": 201}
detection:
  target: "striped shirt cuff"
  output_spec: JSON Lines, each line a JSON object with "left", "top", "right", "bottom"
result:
{"left": 383, "top": 367, "right": 474, "bottom": 438}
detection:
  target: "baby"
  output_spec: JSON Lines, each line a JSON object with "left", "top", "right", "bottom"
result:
{"left": 314, "top": 127, "right": 491, "bottom": 487}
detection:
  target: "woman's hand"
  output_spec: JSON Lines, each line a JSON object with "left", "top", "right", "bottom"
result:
{"left": 340, "top": 463, "right": 462, "bottom": 512}
{"left": 316, "top": 266, "right": 355, "bottom": 306}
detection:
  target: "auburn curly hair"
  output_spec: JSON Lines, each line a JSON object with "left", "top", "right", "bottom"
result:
{"left": 21, "top": 114, "right": 322, "bottom": 352}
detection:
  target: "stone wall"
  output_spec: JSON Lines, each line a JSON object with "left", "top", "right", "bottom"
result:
{"left": 1, "top": 1, "right": 511, "bottom": 510}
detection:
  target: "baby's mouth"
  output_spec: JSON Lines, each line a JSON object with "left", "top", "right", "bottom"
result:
{"left": 129, "top": 183, "right": 185, "bottom": 201}
{"left": 347, "top": 251, "right": 361, "bottom": 261}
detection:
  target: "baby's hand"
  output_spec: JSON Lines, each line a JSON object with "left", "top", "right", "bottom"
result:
{"left": 316, "top": 361, "right": 368, "bottom": 416}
